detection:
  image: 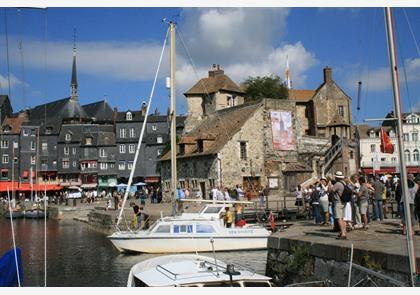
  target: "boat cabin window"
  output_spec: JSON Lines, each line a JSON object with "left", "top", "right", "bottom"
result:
{"left": 173, "top": 225, "right": 193, "bottom": 234}
{"left": 242, "top": 281, "right": 272, "bottom": 287}
{"left": 155, "top": 225, "right": 171, "bottom": 233}
{"left": 196, "top": 224, "right": 215, "bottom": 233}
{"left": 203, "top": 206, "right": 224, "bottom": 214}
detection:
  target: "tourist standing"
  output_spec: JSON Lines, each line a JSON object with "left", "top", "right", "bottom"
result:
{"left": 224, "top": 188, "right": 231, "bottom": 201}
{"left": 351, "top": 175, "right": 362, "bottom": 229}
{"left": 224, "top": 207, "right": 233, "bottom": 228}
{"left": 295, "top": 185, "right": 304, "bottom": 213}
{"left": 357, "top": 176, "right": 370, "bottom": 230}
{"left": 372, "top": 175, "right": 385, "bottom": 221}
{"left": 329, "top": 171, "right": 347, "bottom": 239}
{"left": 311, "top": 185, "right": 322, "bottom": 224}
{"left": 236, "top": 185, "right": 245, "bottom": 200}
{"left": 319, "top": 178, "right": 330, "bottom": 225}
{"left": 401, "top": 174, "right": 418, "bottom": 235}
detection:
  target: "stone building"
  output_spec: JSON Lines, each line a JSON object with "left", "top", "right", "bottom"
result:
{"left": 160, "top": 66, "right": 358, "bottom": 201}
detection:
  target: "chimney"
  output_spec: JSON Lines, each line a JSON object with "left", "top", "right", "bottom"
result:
{"left": 208, "top": 64, "right": 224, "bottom": 77}
{"left": 323, "top": 66, "right": 332, "bottom": 84}
{"left": 141, "top": 101, "right": 147, "bottom": 116}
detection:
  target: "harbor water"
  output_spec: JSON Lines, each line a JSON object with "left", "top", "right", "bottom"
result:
{"left": 0, "top": 218, "right": 267, "bottom": 287}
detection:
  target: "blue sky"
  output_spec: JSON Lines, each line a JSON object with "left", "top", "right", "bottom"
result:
{"left": 0, "top": 7, "right": 419, "bottom": 124}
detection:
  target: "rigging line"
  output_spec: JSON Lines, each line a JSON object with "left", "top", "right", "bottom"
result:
{"left": 402, "top": 8, "right": 420, "bottom": 56}
{"left": 6, "top": 187, "right": 21, "bottom": 287}
{"left": 42, "top": 8, "right": 48, "bottom": 288}
{"left": 363, "top": 8, "right": 377, "bottom": 123}
{"left": 4, "top": 8, "right": 12, "bottom": 99}
{"left": 17, "top": 8, "right": 27, "bottom": 109}
{"left": 116, "top": 26, "right": 169, "bottom": 227}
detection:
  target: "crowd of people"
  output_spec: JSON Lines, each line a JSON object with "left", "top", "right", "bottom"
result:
{"left": 295, "top": 171, "right": 420, "bottom": 239}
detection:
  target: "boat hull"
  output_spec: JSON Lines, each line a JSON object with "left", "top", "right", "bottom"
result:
{"left": 3, "top": 211, "right": 24, "bottom": 219}
{"left": 24, "top": 210, "right": 47, "bottom": 219}
{"left": 108, "top": 235, "right": 268, "bottom": 253}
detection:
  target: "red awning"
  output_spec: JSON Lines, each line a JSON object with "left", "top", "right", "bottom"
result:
{"left": 1, "top": 169, "right": 8, "bottom": 172}
{"left": 22, "top": 171, "right": 36, "bottom": 178}
{"left": 0, "top": 181, "right": 20, "bottom": 192}
{"left": 361, "top": 166, "right": 420, "bottom": 175}
{"left": 145, "top": 177, "right": 160, "bottom": 183}
{"left": 18, "top": 183, "right": 62, "bottom": 191}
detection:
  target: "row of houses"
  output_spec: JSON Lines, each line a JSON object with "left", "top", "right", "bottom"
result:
{"left": 0, "top": 49, "right": 185, "bottom": 195}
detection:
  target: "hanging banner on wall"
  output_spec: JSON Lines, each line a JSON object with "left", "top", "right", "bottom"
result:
{"left": 270, "top": 111, "right": 295, "bottom": 151}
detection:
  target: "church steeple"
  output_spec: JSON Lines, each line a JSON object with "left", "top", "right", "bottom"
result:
{"left": 70, "top": 28, "right": 78, "bottom": 100}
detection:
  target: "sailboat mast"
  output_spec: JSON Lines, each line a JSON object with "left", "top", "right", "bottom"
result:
{"left": 170, "top": 22, "right": 177, "bottom": 214}
{"left": 384, "top": 7, "right": 417, "bottom": 286}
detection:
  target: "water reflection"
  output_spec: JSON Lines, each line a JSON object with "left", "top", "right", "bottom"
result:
{"left": 0, "top": 218, "right": 267, "bottom": 287}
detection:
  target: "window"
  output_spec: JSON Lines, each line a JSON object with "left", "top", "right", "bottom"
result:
{"left": 369, "top": 130, "right": 376, "bottom": 138}
{"left": 62, "top": 160, "right": 69, "bottom": 169}
{"left": 99, "top": 148, "right": 106, "bottom": 158}
{"left": 192, "top": 179, "right": 198, "bottom": 189}
{"left": 129, "top": 144, "right": 135, "bottom": 154}
{"left": 126, "top": 112, "right": 132, "bottom": 121}
{"left": 119, "top": 128, "right": 126, "bottom": 138}
{"left": 100, "top": 163, "right": 108, "bottom": 170}
{"left": 197, "top": 140, "right": 204, "bottom": 153}
{"left": 389, "top": 130, "right": 395, "bottom": 137}
{"left": 350, "top": 151, "right": 354, "bottom": 159}
{"left": 240, "top": 142, "right": 247, "bottom": 160}
{"left": 64, "top": 147, "right": 70, "bottom": 155}
{"left": 127, "top": 161, "right": 133, "bottom": 170}
{"left": 118, "top": 161, "right": 125, "bottom": 170}
{"left": 173, "top": 225, "right": 193, "bottom": 234}
{"left": 391, "top": 157, "right": 397, "bottom": 163}
{"left": 23, "top": 129, "right": 29, "bottom": 136}
{"left": 129, "top": 128, "right": 135, "bottom": 138}
{"left": 157, "top": 149, "right": 162, "bottom": 156}
{"left": 41, "top": 142, "right": 48, "bottom": 151}
{"left": 209, "top": 179, "right": 215, "bottom": 188}
{"left": 0, "top": 140, "right": 8, "bottom": 148}
{"left": 152, "top": 125, "right": 157, "bottom": 131}
{"left": 338, "top": 105, "right": 344, "bottom": 116}
{"left": 30, "top": 155, "right": 36, "bottom": 165}
{"left": 155, "top": 225, "right": 171, "bottom": 233}
{"left": 85, "top": 137, "right": 93, "bottom": 145}
{"left": 30, "top": 141, "right": 36, "bottom": 151}
{"left": 179, "top": 180, "right": 186, "bottom": 189}
{"left": 404, "top": 150, "right": 411, "bottom": 162}
{"left": 1, "top": 169, "right": 8, "bottom": 178}
{"left": 381, "top": 157, "right": 386, "bottom": 162}
{"left": 2, "top": 154, "right": 9, "bottom": 164}
{"left": 157, "top": 136, "right": 163, "bottom": 144}
{"left": 72, "top": 147, "right": 76, "bottom": 155}
{"left": 196, "top": 224, "right": 215, "bottom": 233}
{"left": 414, "top": 149, "right": 419, "bottom": 162}
{"left": 412, "top": 132, "right": 418, "bottom": 142}
{"left": 72, "top": 161, "right": 77, "bottom": 167}
{"left": 45, "top": 127, "right": 52, "bottom": 135}
{"left": 403, "top": 133, "right": 409, "bottom": 142}
{"left": 65, "top": 133, "right": 71, "bottom": 141}
{"left": 370, "top": 144, "right": 376, "bottom": 153}
{"left": 119, "top": 144, "right": 126, "bottom": 154}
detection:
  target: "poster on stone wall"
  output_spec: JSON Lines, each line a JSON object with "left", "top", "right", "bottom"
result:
{"left": 270, "top": 111, "right": 295, "bottom": 151}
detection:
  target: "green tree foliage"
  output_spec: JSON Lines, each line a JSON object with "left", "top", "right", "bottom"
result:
{"left": 243, "top": 75, "right": 289, "bottom": 101}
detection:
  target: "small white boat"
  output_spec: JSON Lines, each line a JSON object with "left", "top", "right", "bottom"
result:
{"left": 24, "top": 208, "right": 47, "bottom": 219}
{"left": 108, "top": 203, "right": 270, "bottom": 253}
{"left": 127, "top": 254, "right": 273, "bottom": 287}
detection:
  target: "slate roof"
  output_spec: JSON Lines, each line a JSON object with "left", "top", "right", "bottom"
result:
{"left": 82, "top": 100, "right": 114, "bottom": 123}
{"left": 28, "top": 97, "right": 89, "bottom": 121}
{"left": 184, "top": 74, "right": 244, "bottom": 95}
{"left": 355, "top": 124, "right": 394, "bottom": 139}
{"left": 160, "top": 101, "right": 261, "bottom": 161}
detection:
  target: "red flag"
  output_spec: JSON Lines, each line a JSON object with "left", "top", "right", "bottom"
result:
{"left": 268, "top": 211, "right": 276, "bottom": 231}
{"left": 380, "top": 128, "right": 394, "bottom": 154}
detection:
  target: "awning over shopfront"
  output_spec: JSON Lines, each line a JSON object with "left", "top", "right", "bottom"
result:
{"left": 18, "top": 183, "right": 62, "bottom": 191}
{"left": 81, "top": 183, "right": 97, "bottom": 189}
{"left": 0, "top": 181, "right": 19, "bottom": 192}
{"left": 361, "top": 166, "right": 420, "bottom": 175}
{"left": 145, "top": 177, "right": 160, "bottom": 183}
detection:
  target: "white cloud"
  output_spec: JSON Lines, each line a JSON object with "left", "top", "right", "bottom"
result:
{"left": 0, "top": 73, "right": 26, "bottom": 90}
{"left": 343, "top": 57, "right": 420, "bottom": 93}
{"left": 0, "top": 8, "right": 319, "bottom": 98}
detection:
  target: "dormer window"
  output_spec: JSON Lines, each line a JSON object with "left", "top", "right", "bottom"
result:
{"left": 3, "top": 125, "right": 11, "bottom": 133}
{"left": 369, "top": 130, "right": 376, "bottom": 138}
{"left": 85, "top": 136, "right": 93, "bottom": 145}
{"left": 45, "top": 127, "right": 52, "bottom": 135}
{"left": 389, "top": 130, "right": 394, "bottom": 137}
{"left": 65, "top": 133, "right": 72, "bottom": 141}
{"left": 126, "top": 112, "right": 133, "bottom": 121}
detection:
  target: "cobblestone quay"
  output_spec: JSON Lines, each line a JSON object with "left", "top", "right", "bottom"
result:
{"left": 266, "top": 219, "right": 420, "bottom": 286}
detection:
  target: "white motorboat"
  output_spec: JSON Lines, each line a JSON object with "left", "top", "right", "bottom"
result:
{"left": 127, "top": 254, "right": 272, "bottom": 287}
{"left": 107, "top": 202, "right": 270, "bottom": 253}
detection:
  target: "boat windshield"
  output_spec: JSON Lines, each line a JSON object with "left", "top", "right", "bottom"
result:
{"left": 201, "top": 206, "right": 224, "bottom": 214}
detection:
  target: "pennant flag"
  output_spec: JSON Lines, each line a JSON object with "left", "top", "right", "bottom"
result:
{"left": 380, "top": 127, "right": 394, "bottom": 154}
{"left": 284, "top": 55, "right": 291, "bottom": 89}
{"left": 0, "top": 248, "right": 24, "bottom": 287}
{"left": 268, "top": 211, "right": 276, "bottom": 231}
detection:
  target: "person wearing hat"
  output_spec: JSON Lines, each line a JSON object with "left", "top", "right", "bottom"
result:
{"left": 329, "top": 171, "right": 347, "bottom": 239}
